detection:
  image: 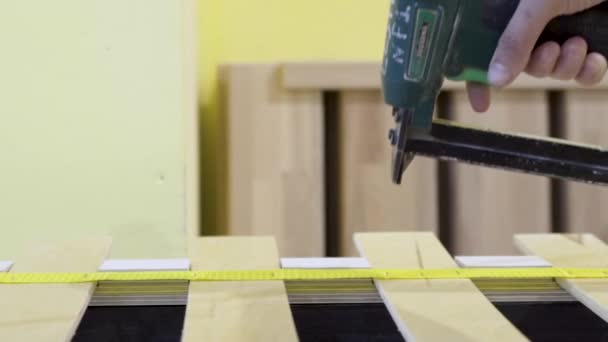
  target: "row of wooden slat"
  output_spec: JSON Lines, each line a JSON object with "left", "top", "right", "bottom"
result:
{"left": 222, "top": 63, "right": 608, "bottom": 257}
{"left": 1, "top": 233, "right": 607, "bottom": 341}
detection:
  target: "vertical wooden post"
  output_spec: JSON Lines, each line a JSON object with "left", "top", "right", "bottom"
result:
{"left": 561, "top": 90, "right": 608, "bottom": 241}
{"left": 225, "top": 65, "right": 325, "bottom": 257}
{"left": 338, "top": 91, "right": 438, "bottom": 256}
{"left": 450, "top": 90, "right": 551, "bottom": 254}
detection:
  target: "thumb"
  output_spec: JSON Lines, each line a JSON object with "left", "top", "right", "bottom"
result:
{"left": 489, "top": 2, "right": 556, "bottom": 87}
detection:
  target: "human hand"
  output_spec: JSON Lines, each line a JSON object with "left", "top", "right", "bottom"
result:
{"left": 467, "top": 0, "right": 608, "bottom": 112}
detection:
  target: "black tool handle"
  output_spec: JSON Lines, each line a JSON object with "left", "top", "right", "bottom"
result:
{"left": 539, "top": 2, "right": 608, "bottom": 56}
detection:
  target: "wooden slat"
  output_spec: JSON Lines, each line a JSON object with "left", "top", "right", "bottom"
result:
{"left": 0, "top": 238, "right": 111, "bottom": 341}
{"left": 182, "top": 236, "right": 298, "bottom": 342}
{"left": 450, "top": 90, "right": 551, "bottom": 255}
{"left": 283, "top": 62, "right": 608, "bottom": 90}
{"left": 355, "top": 232, "right": 526, "bottom": 342}
{"left": 515, "top": 234, "right": 608, "bottom": 322}
{"left": 224, "top": 64, "right": 324, "bottom": 257}
{"left": 562, "top": 90, "right": 608, "bottom": 241}
{"left": 339, "top": 91, "right": 437, "bottom": 256}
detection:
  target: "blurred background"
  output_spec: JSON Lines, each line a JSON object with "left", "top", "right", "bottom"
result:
{"left": 0, "top": 0, "right": 606, "bottom": 259}
{"left": 197, "top": 0, "right": 390, "bottom": 248}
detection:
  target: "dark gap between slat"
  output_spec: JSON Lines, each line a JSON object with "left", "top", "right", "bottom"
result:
{"left": 548, "top": 90, "right": 568, "bottom": 233}
{"left": 324, "top": 91, "right": 341, "bottom": 257}
{"left": 436, "top": 91, "right": 455, "bottom": 253}
{"left": 72, "top": 300, "right": 608, "bottom": 341}
{"left": 291, "top": 303, "right": 405, "bottom": 342}
{"left": 495, "top": 301, "right": 608, "bottom": 341}
{"left": 73, "top": 306, "right": 186, "bottom": 342}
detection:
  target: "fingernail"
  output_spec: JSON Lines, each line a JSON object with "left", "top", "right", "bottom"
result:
{"left": 488, "top": 63, "right": 511, "bottom": 87}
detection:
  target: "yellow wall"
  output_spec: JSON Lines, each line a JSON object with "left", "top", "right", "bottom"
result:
{"left": 198, "top": 0, "right": 391, "bottom": 233}
{"left": 0, "top": 0, "right": 196, "bottom": 258}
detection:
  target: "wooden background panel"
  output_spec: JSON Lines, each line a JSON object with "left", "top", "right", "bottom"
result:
{"left": 225, "top": 64, "right": 325, "bottom": 257}
{"left": 338, "top": 91, "right": 438, "bottom": 256}
{"left": 282, "top": 62, "right": 608, "bottom": 91}
{"left": 562, "top": 91, "right": 608, "bottom": 241}
{"left": 450, "top": 90, "right": 551, "bottom": 255}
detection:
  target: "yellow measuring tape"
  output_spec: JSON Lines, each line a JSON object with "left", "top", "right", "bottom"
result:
{"left": 1, "top": 268, "right": 608, "bottom": 284}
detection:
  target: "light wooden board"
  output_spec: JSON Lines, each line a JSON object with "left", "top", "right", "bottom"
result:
{"left": 355, "top": 232, "right": 526, "bottom": 342}
{"left": 224, "top": 64, "right": 324, "bottom": 257}
{"left": 515, "top": 234, "right": 608, "bottom": 322}
{"left": 182, "top": 236, "right": 298, "bottom": 342}
{"left": 282, "top": 62, "right": 608, "bottom": 90}
{"left": 561, "top": 90, "right": 608, "bottom": 241}
{"left": 0, "top": 0, "right": 197, "bottom": 259}
{"left": 450, "top": 90, "right": 551, "bottom": 255}
{"left": 339, "top": 91, "right": 437, "bottom": 256}
{"left": 0, "top": 238, "right": 111, "bottom": 341}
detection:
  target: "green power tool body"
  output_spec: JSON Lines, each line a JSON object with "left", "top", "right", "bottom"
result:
{"left": 383, "top": 0, "right": 608, "bottom": 185}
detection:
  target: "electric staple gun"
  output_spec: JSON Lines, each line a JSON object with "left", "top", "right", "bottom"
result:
{"left": 383, "top": 0, "right": 608, "bottom": 185}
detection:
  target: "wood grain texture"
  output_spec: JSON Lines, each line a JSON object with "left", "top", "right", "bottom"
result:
{"left": 355, "top": 232, "right": 526, "bottom": 342}
{"left": 450, "top": 90, "right": 551, "bottom": 255}
{"left": 0, "top": 238, "right": 111, "bottom": 342}
{"left": 561, "top": 91, "right": 608, "bottom": 241}
{"left": 339, "top": 91, "right": 437, "bottom": 256}
{"left": 283, "top": 62, "right": 608, "bottom": 90}
{"left": 0, "top": 1, "right": 196, "bottom": 258}
{"left": 182, "top": 236, "right": 298, "bottom": 342}
{"left": 225, "top": 64, "right": 324, "bottom": 257}
{"left": 515, "top": 234, "right": 608, "bottom": 322}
